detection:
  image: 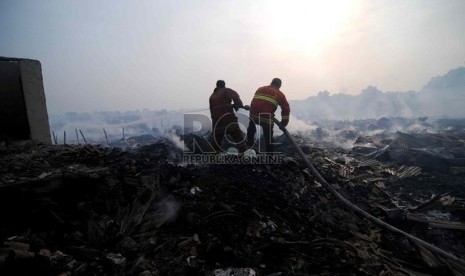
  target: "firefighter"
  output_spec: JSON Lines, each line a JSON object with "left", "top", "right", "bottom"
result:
{"left": 209, "top": 80, "right": 247, "bottom": 153}
{"left": 247, "top": 78, "right": 290, "bottom": 153}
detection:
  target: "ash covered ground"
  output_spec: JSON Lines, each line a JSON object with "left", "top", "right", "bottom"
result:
{"left": 1, "top": 117, "right": 465, "bottom": 275}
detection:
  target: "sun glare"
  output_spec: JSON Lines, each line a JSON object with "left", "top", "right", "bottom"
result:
{"left": 264, "top": 0, "right": 359, "bottom": 55}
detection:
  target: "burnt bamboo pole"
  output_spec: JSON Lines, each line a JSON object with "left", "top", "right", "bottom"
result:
{"left": 103, "top": 128, "right": 109, "bottom": 144}
{"left": 75, "top": 129, "right": 80, "bottom": 144}
{"left": 79, "top": 129, "right": 88, "bottom": 145}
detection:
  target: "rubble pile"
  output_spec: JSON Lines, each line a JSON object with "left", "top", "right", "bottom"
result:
{"left": 0, "top": 132, "right": 464, "bottom": 275}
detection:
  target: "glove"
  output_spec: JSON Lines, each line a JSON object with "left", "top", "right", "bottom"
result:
{"left": 243, "top": 105, "right": 250, "bottom": 111}
{"left": 280, "top": 120, "right": 289, "bottom": 127}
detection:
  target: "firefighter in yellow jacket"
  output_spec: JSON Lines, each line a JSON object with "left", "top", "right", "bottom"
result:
{"left": 247, "top": 78, "right": 290, "bottom": 152}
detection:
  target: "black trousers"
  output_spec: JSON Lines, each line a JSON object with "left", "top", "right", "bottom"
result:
{"left": 247, "top": 119, "right": 274, "bottom": 153}
{"left": 211, "top": 121, "right": 247, "bottom": 153}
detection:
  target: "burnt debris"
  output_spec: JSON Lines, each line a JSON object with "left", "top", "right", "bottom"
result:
{"left": 1, "top": 127, "right": 465, "bottom": 275}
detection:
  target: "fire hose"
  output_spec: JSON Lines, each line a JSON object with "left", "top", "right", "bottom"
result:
{"left": 272, "top": 117, "right": 465, "bottom": 267}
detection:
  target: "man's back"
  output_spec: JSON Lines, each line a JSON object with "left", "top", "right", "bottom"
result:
{"left": 250, "top": 85, "right": 289, "bottom": 120}
{"left": 209, "top": 87, "right": 242, "bottom": 123}
{"left": 209, "top": 80, "right": 247, "bottom": 153}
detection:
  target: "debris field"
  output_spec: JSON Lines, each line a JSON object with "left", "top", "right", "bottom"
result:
{"left": 1, "top": 130, "right": 465, "bottom": 275}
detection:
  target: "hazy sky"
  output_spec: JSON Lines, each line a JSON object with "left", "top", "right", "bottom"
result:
{"left": 1, "top": 0, "right": 464, "bottom": 114}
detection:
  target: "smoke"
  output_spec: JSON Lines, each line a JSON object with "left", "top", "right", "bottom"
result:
{"left": 49, "top": 109, "right": 186, "bottom": 144}
{"left": 291, "top": 67, "right": 465, "bottom": 122}
{"left": 276, "top": 115, "right": 317, "bottom": 135}
{"left": 154, "top": 196, "right": 181, "bottom": 226}
{"left": 165, "top": 132, "right": 186, "bottom": 151}
{"left": 49, "top": 64, "right": 465, "bottom": 149}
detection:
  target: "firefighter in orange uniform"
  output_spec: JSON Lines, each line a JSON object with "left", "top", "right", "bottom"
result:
{"left": 209, "top": 80, "right": 247, "bottom": 153}
{"left": 247, "top": 78, "right": 290, "bottom": 153}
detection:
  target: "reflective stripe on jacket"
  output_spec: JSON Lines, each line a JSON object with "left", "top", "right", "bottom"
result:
{"left": 250, "top": 85, "right": 290, "bottom": 125}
